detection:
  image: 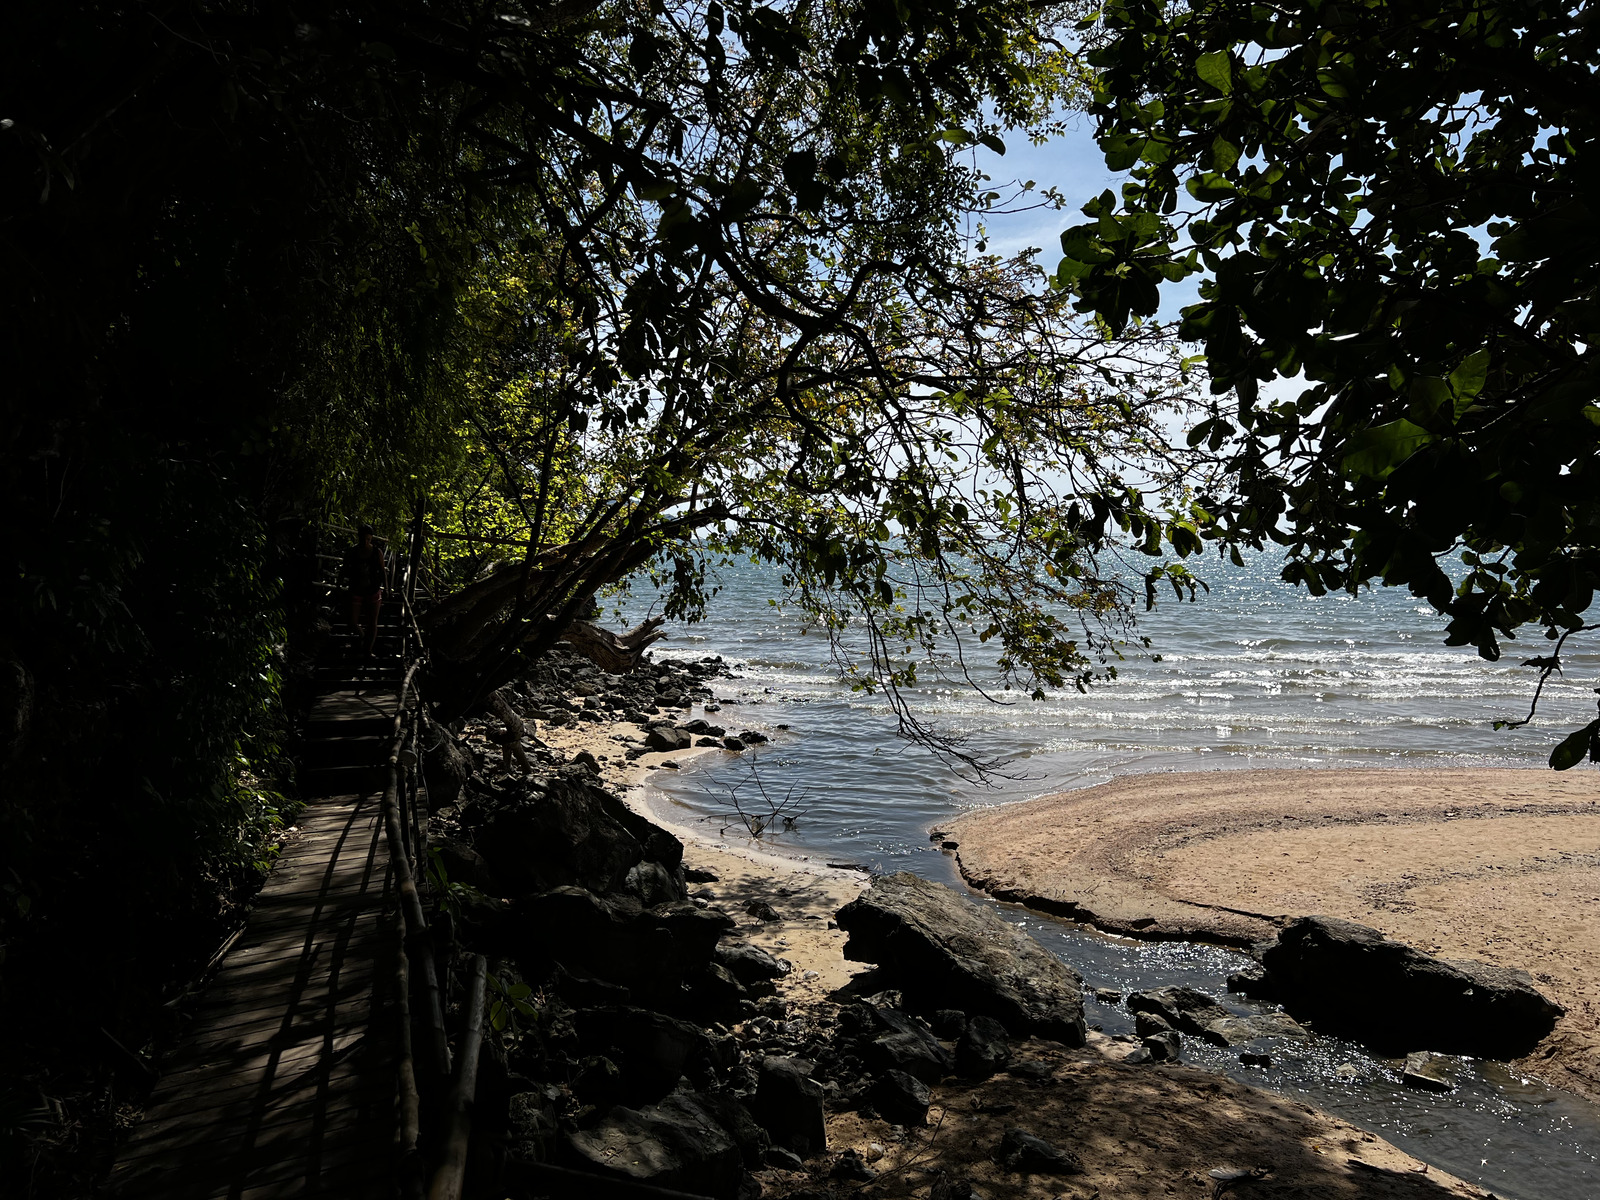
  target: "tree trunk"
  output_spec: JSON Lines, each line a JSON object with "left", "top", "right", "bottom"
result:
{"left": 557, "top": 616, "right": 668, "bottom": 674}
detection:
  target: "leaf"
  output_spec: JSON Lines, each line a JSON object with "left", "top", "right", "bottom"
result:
{"left": 1548, "top": 721, "right": 1596, "bottom": 770}
{"left": 1196, "top": 51, "right": 1232, "bottom": 95}
{"left": 1211, "top": 136, "right": 1240, "bottom": 171}
{"left": 1341, "top": 419, "right": 1435, "bottom": 480}
{"left": 1448, "top": 348, "right": 1490, "bottom": 407}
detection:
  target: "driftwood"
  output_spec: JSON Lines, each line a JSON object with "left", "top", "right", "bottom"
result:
{"left": 558, "top": 615, "right": 668, "bottom": 674}
{"left": 486, "top": 689, "right": 532, "bottom": 771}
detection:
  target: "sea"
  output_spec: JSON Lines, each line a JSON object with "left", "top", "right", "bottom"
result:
{"left": 612, "top": 547, "right": 1600, "bottom": 1200}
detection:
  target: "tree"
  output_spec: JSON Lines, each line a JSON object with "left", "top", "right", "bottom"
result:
{"left": 1059, "top": 0, "right": 1600, "bottom": 763}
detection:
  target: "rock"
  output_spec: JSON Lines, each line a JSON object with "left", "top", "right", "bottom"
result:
{"left": 475, "top": 776, "right": 686, "bottom": 900}
{"left": 507, "top": 1090, "right": 559, "bottom": 1161}
{"left": 763, "top": 1147, "right": 804, "bottom": 1172}
{"left": 995, "top": 1128, "right": 1083, "bottom": 1175}
{"left": 684, "top": 719, "right": 727, "bottom": 736}
{"left": 510, "top": 888, "right": 734, "bottom": 1006}
{"left": 647, "top": 725, "right": 692, "bottom": 752}
{"left": 684, "top": 867, "right": 720, "bottom": 884}
{"left": 930, "top": 1009, "right": 968, "bottom": 1038}
{"left": 1226, "top": 965, "right": 1268, "bottom": 995}
{"left": 1133, "top": 1011, "right": 1174, "bottom": 1039}
{"left": 715, "top": 943, "right": 792, "bottom": 988}
{"left": 1126, "top": 987, "right": 1233, "bottom": 1040}
{"left": 745, "top": 899, "right": 781, "bottom": 922}
{"left": 723, "top": 736, "right": 748, "bottom": 752}
{"left": 567, "top": 1092, "right": 746, "bottom": 1199}
{"left": 835, "top": 873, "right": 1086, "bottom": 1045}
{"left": 1005, "top": 1059, "right": 1053, "bottom": 1081}
{"left": 696, "top": 736, "right": 722, "bottom": 747}
{"left": 830, "top": 1149, "right": 878, "bottom": 1182}
{"left": 863, "top": 1007, "right": 954, "bottom": 1084}
{"left": 624, "top": 860, "right": 686, "bottom": 907}
{"left": 869, "top": 1069, "right": 931, "bottom": 1126}
{"left": 1093, "top": 988, "right": 1122, "bottom": 1004}
{"left": 931, "top": 1175, "right": 984, "bottom": 1200}
{"left": 1205, "top": 1012, "right": 1309, "bottom": 1046}
{"left": 572, "top": 1055, "right": 625, "bottom": 1105}
{"left": 1240, "top": 1051, "right": 1273, "bottom": 1068}
{"left": 696, "top": 1093, "right": 771, "bottom": 1168}
{"left": 679, "top": 962, "right": 748, "bottom": 1027}
{"left": 571, "top": 1007, "right": 718, "bottom": 1102}
{"left": 740, "top": 730, "right": 769, "bottom": 744}
{"left": 423, "top": 720, "right": 471, "bottom": 809}
{"left": 1141, "top": 1030, "right": 1181, "bottom": 1061}
{"left": 433, "top": 838, "right": 500, "bottom": 895}
{"left": 954, "top": 1016, "right": 1011, "bottom": 1078}
{"left": 750, "top": 1057, "right": 827, "bottom": 1157}
{"left": 1257, "top": 916, "right": 1564, "bottom": 1057}
{"left": 1402, "top": 1051, "right": 1455, "bottom": 1093}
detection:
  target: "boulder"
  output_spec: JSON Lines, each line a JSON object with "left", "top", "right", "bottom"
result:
{"left": 954, "top": 1016, "right": 1011, "bottom": 1078}
{"left": 995, "top": 1128, "right": 1083, "bottom": 1175}
{"left": 475, "top": 776, "right": 686, "bottom": 900}
{"left": 869, "top": 1070, "right": 931, "bottom": 1126}
{"left": 510, "top": 887, "right": 734, "bottom": 1006}
{"left": 1141, "top": 1030, "right": 1181, "bottom": 1061}
{"left": 1258, "top": 916, "right": 1563, "bottom": 1058}
{"left": 1402, "top": 1051, "right": 1454, "bottom": 1093}
{"left": 862, "top": 1007, "right": 954, "bottom": 1085}
{"left": 566, "top": 1092, "right": 746, "bottom": 1199}
{"left": 1206, "top": 1012, "right": 1309, "bottom": 1046}
{"left": 1132, "top": 1010, "right": 1174, "bottom": 1039}
{"left": 647, "top": 725, "right": 692, "bottom": 752}
{"left": 1126, "top": 987, "right": 1232, "bottom": 1039}
{"left": 433, "top": 838, "right": 500, "bottom": 896}
{"left": 507, "top": 1091, "right": 559, "bottom": 1162}
{"left": 715, "top": 943, "right": 791, "bottom": 988}
{"left": 571, "top": 1006, "right": 718, "bottom": 1102}
{"left": 750, "top": 1057, "right": 826, "bottom": 1157}
{"left": 836, "top": 873, "right": 1086, "bottom": 1046}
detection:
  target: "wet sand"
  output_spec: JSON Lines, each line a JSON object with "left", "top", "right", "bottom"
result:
{"left": 946, "top": 768, "right": 1600, "bottom": 1102}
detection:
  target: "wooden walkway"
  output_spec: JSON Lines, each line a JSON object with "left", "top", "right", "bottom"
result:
{"left": 109, "top": 675, "right": 405, "bottom": 1198}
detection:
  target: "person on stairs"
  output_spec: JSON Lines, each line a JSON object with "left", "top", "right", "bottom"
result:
{"left": 343, "top": 523, "right": 388, "bottom": 665}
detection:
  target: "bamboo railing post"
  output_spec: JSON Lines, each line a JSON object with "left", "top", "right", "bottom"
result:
{"left": 394, "top": 907, "right": 425, "bottom": 1200}
{"left": 428, "top": 955, "right": 488, "bottom": 1200}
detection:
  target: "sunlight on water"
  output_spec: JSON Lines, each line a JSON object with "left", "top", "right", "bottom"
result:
{"left": 613, "top": 550, "right": 1600, "bottom": 1199}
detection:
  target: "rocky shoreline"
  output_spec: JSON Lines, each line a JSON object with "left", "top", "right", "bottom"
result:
{"left": 407, "top": 651, "right": 1507, "bottom": 1200}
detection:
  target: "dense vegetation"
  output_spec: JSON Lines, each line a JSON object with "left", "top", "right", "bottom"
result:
{"left": 1059, "top": 0, "right": 1600, "bottom": 762}
{"left": 1, "top": 1, "right": 1203, "bottom": 1187}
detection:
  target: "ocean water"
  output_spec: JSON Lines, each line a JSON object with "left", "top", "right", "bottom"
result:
{"left": 611, "top": 549, "right": 1600, "bottom": 1199}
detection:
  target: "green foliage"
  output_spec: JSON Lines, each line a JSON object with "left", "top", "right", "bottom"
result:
{"left": 1064, "top": 0, "right": 1600, "bottom": 749}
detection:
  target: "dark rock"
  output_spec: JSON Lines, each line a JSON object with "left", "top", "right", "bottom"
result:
{"left": 680, "top": 962, "right": 748, "bottom": 1027}
{"left": 995, "top": 1128, "right": 1083, "bottom": 1175}
{"left": 930, "top": 1175, "right": 984, "bottom": 1200}
{"left": 684, "top": 719, "right": 727, "bottom": 736}
{"left": 696, "top": 736, "right": 722, "bottom": 747}
{"left": 764, "top": 1147, "right": 805, "bottom": 1172}
{"left": 829, "top": 1149, "right": 877, "bottom": 1182}
{"left": 1004, "top": 1059, "right": 1053, "bottom": 1081}
{"left": 696, "top": 1093, "right": 770, "bottom": 1168}
{"left": 423, "top": 720, "right": 470, "bottom": 809}
{"left": 930, "top": 1009, "right": 969, "bottom": 1039}
{"left": 648, "top": 725, "right": 693, "bottom": 752}
{"left": 507, "top": 1090, "right": 560, "bottom": 1162}
{"left": 715, "top": 943, "right": 792, "bottom": 987}
{"left": 740, "top": 730, "right": 769, "bottom": 744}
{"left": 1093, "top": 988, "right": 1123, "bottom": 1004}
{"left": 835, "top": 873, "right": 1086, "bottom": 1045}
{"left": 475, "top": 775, "right": 686, "bottom": 900}
{"left": 723, "top": 736, "right": 748, "bottom": 752}
{"left": 869, "top": 1069, "right": 931, "bottom": 1126}
{"left": 567, "top": 1092, "right": 746, "bottom": 1199}
{"left": 1402, "top": 1051, "right": 1455, "bottom": 1093}
{"left": 572, "top": 1056, "right": 625, "bottom": 1105}
{"left": 1126, "top": 987, "right": 1232, "bottom": 1041}
{"left": 750, "top": 1057, "right": 826, "bottom": 1157}
{"left": 1141, "top": 1031, "right": 1181, "bottom": 1061}
{"left": 624, "top": 859, "right": 687, "bottom": 907}
{"left": 954, "top": 1015, "right": 1011, "bottom": 1078}
{"left": 863, "top": 1008, "right": 954, "bottom": 1084}
{"left": 546, "top": 963, "right": 631, "bottom": 1008}
{"left": 1258, "top": 915, "right": 1564, "bottom": 1058}
{"left": 684, "top": 867, "right": 720, "bottom": 884}
{"left": 1133, "top": 1011, "right": 1174, "bottom": 1039}
{"left": 434, "top": 838, "right": 500, "bottom": 895}
{"left": 745, "top": 899, "right": 781, "bottom": 922}
{"left": 571, "top": 1007, "right": 716, "bottom": 1102}
{"left": 1205, "top": 1012, "right": 1309, "bottom": 1046}
{"left": 510, "top": 888, "right": 734, "bottom": 1006}
{"left": 1240, "top": 1051, "right": 1273, "bottom": 1068}
{"left": 1227, "top": 965, "right": 1268, "bottom": 995}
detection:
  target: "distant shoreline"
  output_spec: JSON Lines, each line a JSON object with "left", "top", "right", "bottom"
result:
{"left": 946, "top": 766, "right": 1600, "bottom": 1103}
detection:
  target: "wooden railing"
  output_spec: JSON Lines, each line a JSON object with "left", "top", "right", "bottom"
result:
{"left": 323, "top": 517, "right": 489, "bottom": 1200}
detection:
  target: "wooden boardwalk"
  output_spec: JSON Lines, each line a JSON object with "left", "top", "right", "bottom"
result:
{"left": 109, "top": 678, "right": 404, "bottom": 1198}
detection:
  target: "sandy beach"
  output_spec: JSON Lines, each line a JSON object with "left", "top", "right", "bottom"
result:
{"left": 946, "top": 767, "right": 1600, "bottom": 1102}
{"left": 522, "top": 710, "right": 1506, "bottom": 1197}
